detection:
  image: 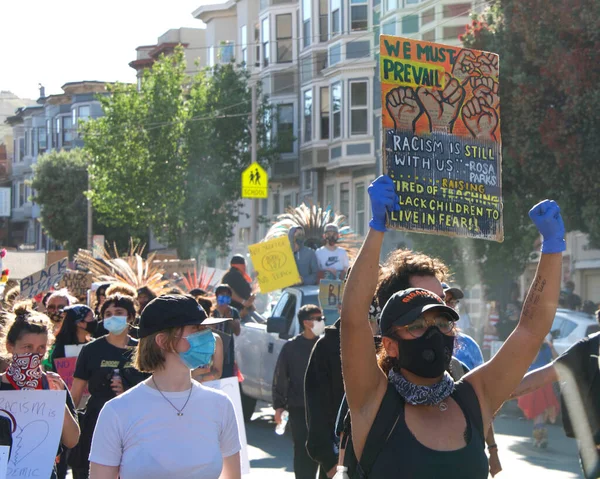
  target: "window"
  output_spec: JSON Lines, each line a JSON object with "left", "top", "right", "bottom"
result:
{"left": 351, "top": 0, "right": 368, "bottom": 31}
{"left": 262, "top": 17, "right": 270, "bottom": 67}
{"left": 350, "top": 81, "right": 368, "bottom": 135}
{"left": 443, "top": 3, "right": 471, "bottom": 18}
{"left": 355, "top": 183, "right": 365, "bottom": 235}
{"left": 62, "top": 116, "right": 73, "bottom": 146}
{"left": 18, "top": 138, "right": 24, "bottom": 161}
{"left": 284, "top": 194, "right": 292, "bottom": 210}
{"left": 319, "top": 0, "right": 329, "bottom": 42}
{"left": 241, "top": 25, "right": 248, "bottom": 65}
{"left": 46, "top": 120, "right": 52, "bottom": 149}
{"left": 422, "top": 7, "right": 435, "bottom": 25}
{"left": 402, "top": 14, "right": 419, "bottom": 34}
{"left": 219, "top": 41, "right": 234, "bottom": 63}
{"left": 30, "top": 128, "right": 35, "bottom": 156}
{"left": 331, "top": 82, "right": 342, "bottom": 139}
{"left": 406, "top": 0, "right": 420, "bottom": 4}
{"left": 303, "top": 170, "right": 313, "bottom": 190}
{"left": 277, "top": 104, "right": 294, "bottom": 153}
{"left": 320, "top": 87, "right": 330, "bottom": 140}
{"left": 276, "top": 14, "right": 293, "bottom": 63}
{"left": 24, "top": 131, "right": 29, "bottom": 157}
{"left": 303, "top": 90, "right": 313, "bottom": 143}
{"left": 78, "top": 105, "right": 90, "bottom": 122}
{"left": 38, "top": 126, "right": 47, "bottom": 151}
{"left": 209, "top": 46, "right": 215, "bottom": 67}
{"left": 55, "top": 117, "right": 61, "bottom": 148}
{"left": 340, "top": 182, "right": 349, "bottom": 217}
{"left": 326, "top": 184, "right": 335, "bottom": 208}
{"left": 443, "top": 26, "right": 465, "bottom": 41}
{"left": 382, "top": 20, "right": 395, "bottom": 36}
{"left": 422, "top": 30, "right": 435, "bottom": 42}
{"left": 19, "top": 182, "right": 25, "bottom": 207}
{"left": 254, "top": 24, "right": 261, "bottom": 66}
{"left": 302, "top": 0, "right": 311, "bottom": 48}
{"left": 329, "top": 43, "right": 341, "bottom": 66}
{"left": 331, "top": 0, "right": 341, "bottom": 37}
{"left": 386, "top": 0, "right": 398, "bottom": 11}
{"left": 273, "top": 192, "right": 281, "bottom": 215}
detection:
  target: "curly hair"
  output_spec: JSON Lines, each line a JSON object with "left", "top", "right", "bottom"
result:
{"left": 1, "top": 303, "right": 53, "bottom": 358}
{"left": 375, "top": 249, "right": 449, "bottom": 311}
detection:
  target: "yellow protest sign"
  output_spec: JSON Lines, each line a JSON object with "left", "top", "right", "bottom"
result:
{"left": 242, "top": 163, "right": 268, "bottom": 199}
{"left": 249, "top": 237, "right": 300, "bottom": 293}
{"left": 319, "top": 280, "right": 345, "bottom": 311}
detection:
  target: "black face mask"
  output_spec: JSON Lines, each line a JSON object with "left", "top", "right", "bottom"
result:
{"left": 394, "top": 327, "right": 455, "bottom": 378}
{"left": 85, "top": 320, "right": 98, "bottom": 334}
{"left": 326, "top": 236, "right": 338, "bottom": 246}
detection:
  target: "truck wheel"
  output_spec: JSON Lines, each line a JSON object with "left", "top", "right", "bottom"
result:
{"left": 240, "top": 385, "right": 257, "bottom": 422}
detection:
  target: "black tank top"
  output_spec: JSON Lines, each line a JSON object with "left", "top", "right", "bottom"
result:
{"left": 368, "top": 380, "right": 489, "bottom": 479}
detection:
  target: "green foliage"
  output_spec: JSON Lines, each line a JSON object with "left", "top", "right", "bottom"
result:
{"left": 83, "top": 48, "right": 278, "bottom": 258}
{"left": 31, "top": 149, "right": 147, "bottom": 255}
{"left": 31, "top": 149, "right": 89, "bottom": 253}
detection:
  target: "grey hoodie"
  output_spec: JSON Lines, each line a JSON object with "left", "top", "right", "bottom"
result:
{"left": 288, "top": 226, "right": 319, "bottom": 286}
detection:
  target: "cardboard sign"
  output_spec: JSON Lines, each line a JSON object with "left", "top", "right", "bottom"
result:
{"left": 248, "top": 237, "right": 301, "bottom": 294}
{"left": 0, "top": 445, "right": 9, "bottom": 479}
{"left": 0, "top": 390, "right": 66, "bottom": 478}
{"left": 319, "top": 280, "right": 345, "bottom": 310}
{"left": 54, "top": 357, "right": 78, "bottom": 390}
{"left": 19, "top": 259, "right": 68, "bottom": 298}
{"left": 380, "top": 36, "right": 503, "bottom": 241}
{"left": 241, "top": 163, "right": 268, "bottom": 199}
{"left": 92, "top": 235, "right": 105, "bottom": 259}
{"left": 59, "top": 271, "right": 94, "bottom": 298}
{"left": 204, "top": 377, "right": 250, "bottom": 475}
{"left": 152, "top": 259, "right": 196, "bottom": 277}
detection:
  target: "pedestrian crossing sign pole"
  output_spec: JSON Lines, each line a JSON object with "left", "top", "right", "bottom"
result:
{"left": 241, "top": 163, "right": 268, "bottom": 199}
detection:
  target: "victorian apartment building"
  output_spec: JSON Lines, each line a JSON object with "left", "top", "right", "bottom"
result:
{"left": 6, "top": 82, "right": 107, "bottom": 249}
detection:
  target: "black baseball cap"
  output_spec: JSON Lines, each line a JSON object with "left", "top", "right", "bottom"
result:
{"left": 230, "top": 254, "right": 246, "bottom": 265}
{"left": 379, "top": 288, "right": 459, "bottom": 335}
{"left": 138, "top": 294, "right": 230, "bottom": 338}
{"left": 442, "top": 283, "right": 464, "bottom": 300}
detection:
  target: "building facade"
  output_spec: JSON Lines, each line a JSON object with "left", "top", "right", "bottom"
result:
{"left": 6, "top": 82, "right": 106, "bottom": 249}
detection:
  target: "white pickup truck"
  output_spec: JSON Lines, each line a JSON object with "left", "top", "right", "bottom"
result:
{"left": 235, "top": 285, "right": 337, "bottom": 421}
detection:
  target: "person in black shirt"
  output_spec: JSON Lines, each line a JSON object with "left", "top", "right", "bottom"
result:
{"left": 69, "top": 294, "right": 147, "bottom": 479}
{"left": 50, "top": 305, "right": 96, "bottom": 367}
{"left": 0, "top": 303, "right": 80, "bottom": 479}
{"left": 221, "top": 255, "right": 255, "bottom": 315}
{"left": 210, "top": 284, "right": 241, "bottom": 379}
{"left": 274, "top": 304, "right": 324, "bottom": 479}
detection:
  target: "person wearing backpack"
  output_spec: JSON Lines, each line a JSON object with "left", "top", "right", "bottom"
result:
{"left": 511, "top": 308, "right": 600, "bottom": 478}
{"left": 340, "top": 175, "right": 564, "bottom": 479}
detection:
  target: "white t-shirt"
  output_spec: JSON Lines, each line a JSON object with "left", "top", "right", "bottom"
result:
{"left": 89, "top": 380, "right": 241, "bottom": 479}
{"left": 315, "top": 246, "right": 349, "bottom": 272}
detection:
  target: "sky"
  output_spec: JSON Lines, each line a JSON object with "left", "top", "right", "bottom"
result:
{"left": 1, "top": 0, "right": 226, "bottom": 100}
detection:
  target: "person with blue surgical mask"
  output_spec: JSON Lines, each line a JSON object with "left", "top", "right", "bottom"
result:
{"left": 210, "top": 284, "right": 242, "bottom": 379}
{"left": 70, "top": 294, "right": 148, "bottom": 479}
{"left": 89, "top": 294, "right": 241, "bottom": 479}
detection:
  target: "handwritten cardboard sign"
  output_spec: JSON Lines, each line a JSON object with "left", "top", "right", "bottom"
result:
{"left": 59, "top": 271, "right": 94, "bottom": 298}
{"left": 19, "top": 259, "right": 68, "bottom": 299}
{"left": 54, "top": 357, "right": 78, "bottom": 390}
{"left": 152, "top": 259, "right": 197, "bottom": 277}
{"left": 248, "top": 237, "right": 301, "bottom": 294}
{"left": 0, "top": 390, "right": 66, "bottom": 478}
{"left": 380, "top": 36, "right": 503, "bottom": 241}
{"left": 204, "top": 377, "right": 250, "bottom": 475}
{"left": 318, "top": 280, "right": 345, "bottom": 311}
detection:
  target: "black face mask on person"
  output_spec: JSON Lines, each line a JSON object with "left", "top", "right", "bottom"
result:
{"left": 84, "top": 320, "right": 98, "bottom": 334}
{"left": 393, "top": 327, "right": 455, "bottom": 378}
{"left": 325, "top": 235, "right": 338, "bottom": 246}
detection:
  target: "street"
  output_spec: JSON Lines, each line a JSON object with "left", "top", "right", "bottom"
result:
{"left": 243, "top": 403, "right": 583, "bottom": 478}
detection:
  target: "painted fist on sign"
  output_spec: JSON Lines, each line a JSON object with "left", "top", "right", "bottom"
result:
{"left": 462, "top": 96, "right": 498, "bottom": 141}
{"left": 452, "top": 50, "right": 478, "bottom": 85}
{"left": 417, "top": 73, "right": 465, "bottom": 133}
{"left": 473, "top": 78, "right": 500, "bottom": 110}
{"left": 386, "top": 86, "right": 422, "bottom": 131}
{"left": 477, "top": 52, "right": 499, "bottom": 79}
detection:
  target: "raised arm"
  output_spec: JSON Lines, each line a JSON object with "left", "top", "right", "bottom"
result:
{"left": 509, "top": 362, "right": 558, "bottom": 399}
{"left": 341, "top": 176, "right": 399, "bottom": 415}
{"left": 469, "top": 200, "right": 565, "bottom": 421}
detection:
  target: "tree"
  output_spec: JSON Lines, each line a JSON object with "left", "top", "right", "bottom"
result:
{"left": 83, "top": 48, "right": 279, "bottom": 258}
{"left": 31, "top": 149, "right": 147, "bottom": 255}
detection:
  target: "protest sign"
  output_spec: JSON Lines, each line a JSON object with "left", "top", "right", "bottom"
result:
{"left": 319, "top": 280, "right": 344, "bottom": 311}
{"left": 0, "top": 390, "right": 66, "bottom": 478}
{"left": 241, "top": 163, "right": 268, "bottom": 199}
{"left": 0, "top": 446, "right": 8, "bottom": 479}
{"left": 248, "top": 237, "right": 300, "bottom": 294}
{"left": 19, "top": 258, "right": 68, "bottom": 298}
{"left": 204, "top": 377, "right": 250, "bottom": 475}
{"left": 380, "top": 36, "right": 503, "bottom": 241}
{"left": 59, "top": 271, "right": 93, "bottom": 298}
{"left": 152, "top": 259, "right": 196, "bottom": 277}
{"left": 54, "top": 357, "right": 78, "bottom": 390}
{"left": 64, "top": 345, "right": 84, "bottom": 358}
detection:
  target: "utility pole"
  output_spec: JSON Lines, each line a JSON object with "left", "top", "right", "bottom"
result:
{"left": 251, "top": 83, "right": 259, "bottom": 243}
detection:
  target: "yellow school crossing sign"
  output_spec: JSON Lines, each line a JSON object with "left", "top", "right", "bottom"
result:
{"left": 241, "top": 163, "right": 268, "bottom": 199}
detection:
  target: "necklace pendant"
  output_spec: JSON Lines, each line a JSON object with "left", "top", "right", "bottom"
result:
{"left": 177, "top": 412, "right": 183, "bottom": 416}
{"left": 439, "top": 402, "right": 448, "bottom": 412}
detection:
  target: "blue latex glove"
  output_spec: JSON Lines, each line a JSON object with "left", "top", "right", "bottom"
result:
{"left": 368, "top": 175, "right": 400, "bottom": 232}
{"left": 528, "top": 199, "right": 565, "bottom": 254}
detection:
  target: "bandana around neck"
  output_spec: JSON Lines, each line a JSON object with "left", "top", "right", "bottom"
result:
{"left": 388, "top": 370, "right": 455, "bottom": 406}
{"left": 6, "top": 353, "right": 43, "bottom": 390}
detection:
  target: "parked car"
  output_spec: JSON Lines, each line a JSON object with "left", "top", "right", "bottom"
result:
{"left": 235, "top": 285, "right": 338, "bottom": 421}
{"left": 551, "top": 308, "right": 599, "bottom": 355}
